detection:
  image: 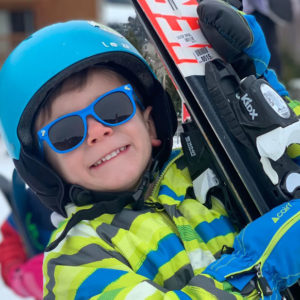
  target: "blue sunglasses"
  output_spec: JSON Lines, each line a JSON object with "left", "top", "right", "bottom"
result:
{"left": 37, "top": 84, "right": 143, "bottom": 154}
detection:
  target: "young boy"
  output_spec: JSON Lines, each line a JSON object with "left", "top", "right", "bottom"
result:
{"left": 0, "top": 4, "right": 300, "bottom": 300}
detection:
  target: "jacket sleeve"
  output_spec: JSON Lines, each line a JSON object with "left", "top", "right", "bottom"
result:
{"left": 43, "top": 235, "right": 250, "bottom": 300}
{"left": 0, "top": 219, "right": 27, "bottom": 281}
{"left": 0, "top": 217, "right": 44, "bottom": 300}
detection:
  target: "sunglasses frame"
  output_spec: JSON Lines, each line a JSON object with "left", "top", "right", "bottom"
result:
{"left": 37, "top": 84, "right": 141, "bottom": 154}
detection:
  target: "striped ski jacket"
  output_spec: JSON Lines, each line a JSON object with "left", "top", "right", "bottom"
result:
{"left": 43, "top": 150, "right": 257, "bottom": 299}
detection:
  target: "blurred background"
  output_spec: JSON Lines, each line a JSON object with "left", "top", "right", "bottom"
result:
{"left": 0, "top": 0, "right": 134, "bottom": 64}
{"left": 1, "top": 0, "right": 300, "bottom": 298}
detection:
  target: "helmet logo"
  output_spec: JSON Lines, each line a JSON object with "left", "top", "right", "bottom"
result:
{"left": 88, "top": 21, "right": 123, "bottom": 38}
{"left": 88, "top": 21, "right": 101, "bottom": 28}
{"left": 101, "top": 41, "right": 130, "bottom": 50}
{"left": 87, "top": 21, "right": 131, "bottom": 50}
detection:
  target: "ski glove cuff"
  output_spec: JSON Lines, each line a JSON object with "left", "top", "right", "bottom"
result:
{"left": 203, "top": 199, "right": 300, "bottom": 299}
{"left": 263, "top": 69, "right": 289, "bottom": 97}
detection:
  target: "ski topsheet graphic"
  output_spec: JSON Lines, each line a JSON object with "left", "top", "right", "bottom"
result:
{"left": 131, "top": 0, "right": 300, "bottom": 225}
{"left": 134, "top": 0, "right": 219, "bottom": 77}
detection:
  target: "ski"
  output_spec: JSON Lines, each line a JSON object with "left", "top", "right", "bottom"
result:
{"left": 130, "top": 0, "right": 300, "bottom": 297}
{"left": 130, "top": 0, "right": 300, "bottom": 220}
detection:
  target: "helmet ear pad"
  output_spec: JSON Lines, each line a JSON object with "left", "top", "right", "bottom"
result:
{"left": 14, "top": 148, "right": 68, "bottom": 217}
{"left": 149, "top": 84, "right": 178, "bottom": 166}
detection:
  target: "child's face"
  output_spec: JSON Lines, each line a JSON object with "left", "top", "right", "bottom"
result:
{"left": 36, "top": 69, "right": 161, "bottom": 192}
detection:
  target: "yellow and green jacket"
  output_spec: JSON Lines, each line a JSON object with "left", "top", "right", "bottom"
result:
{"left": 43, "top": 150, "right": 256, "bottom": 300}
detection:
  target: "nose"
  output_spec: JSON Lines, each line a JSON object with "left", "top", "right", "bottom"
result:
{"left": 86, "top": 117, "right": 113, "bottom": 146}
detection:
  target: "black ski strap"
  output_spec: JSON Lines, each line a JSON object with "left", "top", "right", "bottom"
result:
{"left": 180, "top": 121, "right": 244, "bottom": 229}
{"left": 180, "top": 121, "right": 220, "bottom": 205}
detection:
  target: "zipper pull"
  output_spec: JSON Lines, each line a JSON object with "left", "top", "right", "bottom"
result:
{"left": 153, "top": 202, "right": 164, "bottom": 211}
{"left": 144, "top": 200, "right": 164, "bottom": 211}
{"left": 255, "top": 264, "right": 273, "bottom": 297}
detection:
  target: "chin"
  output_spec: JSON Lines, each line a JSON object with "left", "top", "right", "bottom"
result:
{"left": 85, "top": 164, "right": 147, "bottom": 192}
{"left": 86, "top": 177, "right": 140, "bottom": 193}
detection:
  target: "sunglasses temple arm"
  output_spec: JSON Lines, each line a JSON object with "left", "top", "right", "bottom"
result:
{"left": 37, "top": 137, "right": 46, "bottom": 159}
{"left": 132, "top": 90, "right": 145, "bottom": 111}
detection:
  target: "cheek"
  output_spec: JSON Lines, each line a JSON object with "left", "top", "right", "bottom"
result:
{"left": 46, "top": 151, "right": 66, "bottom": 177}
{"left": 44, "top": 146, "right": 59, "bottom": 169}
{"left": 45, "top": 147, "right": 78, "bottom": 181}
{"left": 139, "top": 128, "right": 153, "bottom": 160}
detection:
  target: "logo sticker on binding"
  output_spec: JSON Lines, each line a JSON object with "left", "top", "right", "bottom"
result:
{"left": 236, "top": 92, "right": 258, "bottom": 120}
{"left": 260, "top": 83, "right": 291, "bottom": 119}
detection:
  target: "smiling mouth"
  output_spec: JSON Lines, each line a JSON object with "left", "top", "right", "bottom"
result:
{"left": 91, "top": 146, "right": 128, "bottom": 168}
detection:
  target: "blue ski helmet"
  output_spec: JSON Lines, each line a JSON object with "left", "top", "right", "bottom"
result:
{"left": 0, "top": 20, "right": 177, "bottom": 215}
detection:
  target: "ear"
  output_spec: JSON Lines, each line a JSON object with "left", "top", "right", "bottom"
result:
{"left": 143, "top": 106, "right": 162, "bottom": 147}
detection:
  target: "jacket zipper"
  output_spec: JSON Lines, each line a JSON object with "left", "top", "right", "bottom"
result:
{"left": 150, "top": 151, "right": 184, "bottom": 198}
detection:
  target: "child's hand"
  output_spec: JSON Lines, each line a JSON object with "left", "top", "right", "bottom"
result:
{"left": 0, "top": 220, "right": 43, "bottom": 299}
{"left": 203, "top": 199, "right": 300, "bottom": 299}
{"left": 0, "top": 221, "right": 27, "bottom": 285}
{"left": 9, "top": 253, "right": 44, "bottom": 300}
{"left": 197, "top": 0, "right": 288, "bottom": 96}
{"left": 198, "top": 0, "right": 300, "bottom": 166}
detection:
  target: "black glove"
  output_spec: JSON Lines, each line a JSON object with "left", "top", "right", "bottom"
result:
{"left": 197, "top": 0, "right": 270, "bottom": 79}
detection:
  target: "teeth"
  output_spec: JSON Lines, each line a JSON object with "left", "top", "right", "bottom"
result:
{"left": 93, "top": 146, "right": 126, "bottom": 167}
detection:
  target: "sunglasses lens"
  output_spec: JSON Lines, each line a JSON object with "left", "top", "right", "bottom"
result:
{"left": 48, "top": 115, "right": 84, "bottom": 151}
{"left": 94, "top": 92, "right": 134, "bottom": 124}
